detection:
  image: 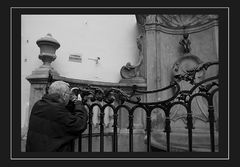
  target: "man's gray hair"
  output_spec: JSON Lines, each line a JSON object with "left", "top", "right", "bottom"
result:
{"left": 48, "top": 81, "right": 70, "bottom": 96}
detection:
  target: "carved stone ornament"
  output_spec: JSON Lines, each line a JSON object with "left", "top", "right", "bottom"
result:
{"left": 172, "top": 55, "right": 205, "bottom": 84}
{"left": 120, "top": 35, "right": 143, "bottom": 79}
{"left": 171, "top": 54, "right": 209, "bottom": 123}
{"left": 36, "top": 33, "right": 60, "bottom": 67}
{"left": 136, "top": 14, "right": 218, "bottom": 34}
{"left": 26, "top": 33, "right": 60, "bottom": 81}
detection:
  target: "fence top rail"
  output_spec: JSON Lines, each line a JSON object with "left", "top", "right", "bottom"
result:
{"left": 51, "top": 75, "right": 147, "bottom": 89}
{"left": 46, "top": 61, "right": 218, "bottom": 106}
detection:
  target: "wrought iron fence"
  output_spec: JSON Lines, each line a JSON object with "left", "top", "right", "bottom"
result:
{"left": 47, "top": 61, "right": 219, "bottom": 152}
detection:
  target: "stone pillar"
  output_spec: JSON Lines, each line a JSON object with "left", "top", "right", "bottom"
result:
{"left": 136, "top": 15, "right": 175, "bottom": 103}
{"left": 144, "top": 15, "right": 159, "bottom": 102}
{"left": 26, "top": 33, "right": 60, "bottom": 112}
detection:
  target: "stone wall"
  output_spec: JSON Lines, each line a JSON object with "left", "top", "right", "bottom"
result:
{"left": 136, "top": 14, "right": 219, "bottom": 151}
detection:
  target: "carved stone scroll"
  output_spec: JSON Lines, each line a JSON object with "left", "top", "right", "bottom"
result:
{"left": 120, "top": 35, "right": 143, "bottom": 79}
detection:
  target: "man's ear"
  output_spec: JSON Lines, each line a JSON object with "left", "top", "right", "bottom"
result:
{"left": 59, "top": 94, "right": 66, "bottom": 104}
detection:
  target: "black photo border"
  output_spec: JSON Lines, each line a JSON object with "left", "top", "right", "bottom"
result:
{"left": 10, "top": 7, "right": 229, "bottom": 161}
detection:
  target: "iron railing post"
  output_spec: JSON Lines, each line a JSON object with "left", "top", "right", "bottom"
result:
{"left": 208, "top": 102, "right": 215, "bottom": 152}
{"left": 128, "top": 111, "right": 134, "bottom": 152}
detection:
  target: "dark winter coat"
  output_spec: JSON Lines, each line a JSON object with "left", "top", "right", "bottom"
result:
{"left": 26, "top": 93, "right": 88, "bottom": 152}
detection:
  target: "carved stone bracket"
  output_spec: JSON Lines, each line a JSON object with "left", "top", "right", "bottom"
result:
{"left": 120, "top": 35, "right": 144, "bottom": 80}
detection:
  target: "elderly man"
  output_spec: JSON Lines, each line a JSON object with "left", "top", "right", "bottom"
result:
{"left": 26, "top": 81, "right": 88, "bottom": 152}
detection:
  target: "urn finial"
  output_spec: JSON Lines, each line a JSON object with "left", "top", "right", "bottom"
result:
{"left": 36, "top": 33, "right": 60, "bottom": 66}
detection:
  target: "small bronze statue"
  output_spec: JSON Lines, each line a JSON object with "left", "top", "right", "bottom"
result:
{"left": 179, "top": 33, "right": 191, "bottom": 54}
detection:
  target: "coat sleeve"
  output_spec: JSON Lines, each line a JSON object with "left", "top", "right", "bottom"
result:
{"left": 57, "top": 102, "right": 88, "bottom": 135}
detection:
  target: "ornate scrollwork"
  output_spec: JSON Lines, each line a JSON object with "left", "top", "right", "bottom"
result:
{"left": 46, "top": 60, "right": 218, "bottom": 109}
{"left": 136, "top": 14, "right": 218, "bottom": 35}
{"left": 104, "top": 87, "right": 132, "bottom": 104}
{"left": 156, "top": 15, "right": 218, "bottom": 29}
{"left": 71, "top": 86, "right": 134, "bottom": 105}
{"left": 176, "top": 91, "right": 190, "bottom": 103}
{"left": 198, "top": 82, "right": 219, "bottom": 94}
{"left": 46, "top": 60, "right": 219, "bottom": 137}
{"left": 172, "top": 54, "right": 204, "bottom": 85}
{"left": 170, "top": 60, "right": 219, "bottom": 126}
{"left": 120, "top": 35, "right": 143, "bottom": 79}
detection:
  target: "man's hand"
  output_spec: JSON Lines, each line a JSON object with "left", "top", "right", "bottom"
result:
{"left": 70, "top": 94, "right": 82, "bottom": 103}
{"left": 70, "top": 87, "right": 82, "bottom": 103}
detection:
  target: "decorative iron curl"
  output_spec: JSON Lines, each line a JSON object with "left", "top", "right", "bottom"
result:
{"left": 124, "top": 81, "right": 181, "bottom": 105}
{"left": 176, "top": 90, "right": 191, "bottom": 103}
{"left": 103, "top": 87, "right": 133, "bottom": 104}
{"left": 174, "top": 62, "right": 219, "bottom": 103}
{"left": 174, "top": 61, "right": 219, "bottom": 85}
{"left": 81, "top": 86, "right": 104, "bottom": 102}
{"left": 70, "top": 86, "right": 134, "bottom": 105}
{"left": 199, "top": 81, "right": 219, "bottom": 94}
{"left": 189, "top": 75, "right": 219, "bottom": 95}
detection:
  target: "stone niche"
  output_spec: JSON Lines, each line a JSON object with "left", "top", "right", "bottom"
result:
{"left": 133, "top": 14, "right": 219, "bottom": 151}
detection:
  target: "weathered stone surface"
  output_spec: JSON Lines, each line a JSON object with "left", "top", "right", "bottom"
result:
{"left": 136, "top": 14, "right": 218, "bottom": 35}
{"left": 120, "top": 35, "right": 144, "bottom": 80}
{"left": 136, "top": 14, "right": 219, "bottom": 151}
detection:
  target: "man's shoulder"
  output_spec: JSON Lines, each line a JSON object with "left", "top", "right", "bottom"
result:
{"left": 32, "top": 99, "right": 66, "bottom": 114}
